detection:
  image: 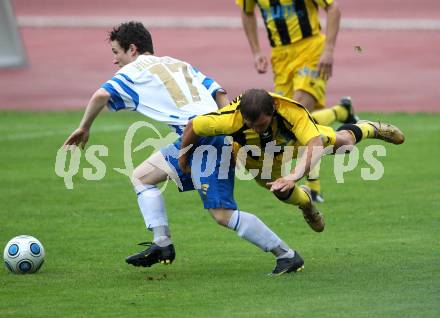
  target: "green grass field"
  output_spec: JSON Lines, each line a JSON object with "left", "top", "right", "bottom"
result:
{"left": 1, "top": 111, "right": 439, "bottom": 317}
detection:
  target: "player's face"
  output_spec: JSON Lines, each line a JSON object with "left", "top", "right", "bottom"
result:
{"left": 244, "top": 113, "right": 273, "bottom": 134}
{"left": 111, "top": 41, "right": 137, "bottom": 67}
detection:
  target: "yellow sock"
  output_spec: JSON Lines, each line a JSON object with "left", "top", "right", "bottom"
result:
{"left": 311, "top": 108, "right": 336, "bottom": 126}
{"left": 311, "top": 105, "right": 348, "bottom": 126}
{"left": 333, "top": 105, "right": 349, "bottom": 122}
{"left": 356, "top": 122, "right": 376, "bottom": 140}
{"left": 306, "top": 179, "right": 320, "bottom": 194}
{"left": 282, "top": 185, "right": 311, "bottom": 208}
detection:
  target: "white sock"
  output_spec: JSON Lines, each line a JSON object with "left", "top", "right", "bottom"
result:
{"left": 135, "top": 184, "right": 169, "bottom": 233}
{"left": 277, "top": 248, "right": 295, "bottom": 259}
{"left": 153, "top": 228, "right": 171, "bottom": 247}
{"left": 227, "top": 210, "right": 282, "bottom": 252}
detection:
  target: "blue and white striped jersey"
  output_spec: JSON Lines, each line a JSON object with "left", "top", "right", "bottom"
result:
{"left": 101, "top": 55, "right": 222, "bottom": 129}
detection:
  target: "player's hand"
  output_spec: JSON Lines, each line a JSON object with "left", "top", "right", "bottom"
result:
{"left": 253, "top": 53, "right": 268, "bottom": 74}
{"left": 63, "top": 128, "right": 89, "bottom": 149}
{"left": 266, "top": 177, "right": 296, "bottom": 193}
{"left": 178, "top": 154, "right": 191, "bottom": 174}
{"left": 317, "top": 50, "right": 334, "bottom": 81}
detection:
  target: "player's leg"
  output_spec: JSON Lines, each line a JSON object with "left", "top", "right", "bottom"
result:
{"left": 296, "top": 96, "right": 359, "bottom": 198}
{"left": 335, "top": 121, "right": 405, "bottom": 148}
{"left": 208, "top": 207, "right": 304, "bottom": 275}
{"left": 272, "top": 183, "right": 325, "bottom": 233}
{"left": 198, "top": 136, "right": 304, "bottom": 275}
{"left": 291, "top": 34, "right": 327, "bottom": 112}
{"left": 271, "top": 45, "right": 294, "bottom": 102}
{"left": 126, "top": 151, "right": 176, "bottom": 267}
{"left": 312, "top": 96, "right": 359, "bottom": 126}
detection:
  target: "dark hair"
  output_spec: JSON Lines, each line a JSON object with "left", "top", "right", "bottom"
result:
{"left": 108, "top": 21, "right": 154, "bottom": 54}
{"left": 240, "top": 89, "right": 274, "bottom": 122}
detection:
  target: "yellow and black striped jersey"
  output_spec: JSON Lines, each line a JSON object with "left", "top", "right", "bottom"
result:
{"left": 236, "top": 0, "right": 333, "bottom": 47}
{"left": 192, "top": 93, "right": 321, "bottom": 152}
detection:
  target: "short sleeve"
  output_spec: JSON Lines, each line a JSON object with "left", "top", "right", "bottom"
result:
{"left": 274, "top": 95, "right": 321, "bottom": 146}
{"left": 101, "top": 73, "right": 139, "bottom": 112}
{"left": 190, "top": 66, "right": 224, "bottom": 99}
{"left": 290, "top": 108, "right": 321, "bottom": 145}
{"left": 192, "top": 99, "right": 243, "bottom": 136}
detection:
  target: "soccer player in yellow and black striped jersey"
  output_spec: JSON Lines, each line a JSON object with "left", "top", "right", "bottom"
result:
{"left": 237, "top": 0, "right": 340, "bottom": 110}
{"left": 179, "top": 89, "right": 404, "bottom": 232}
{"left": 237, "top": 0, "right": 352, "bottom": 201}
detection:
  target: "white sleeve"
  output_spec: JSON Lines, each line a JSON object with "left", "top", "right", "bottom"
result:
{"left": 190, "top": 66, "right": 225, "bottom": 99}
{"left": 101, "top": 73, "right": 139, "bottom": 111}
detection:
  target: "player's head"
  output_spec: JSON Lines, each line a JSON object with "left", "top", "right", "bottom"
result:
{"left": 108, "top": 21, "right": 154, "bottom": 67}
{"left": 240, "top": 89, "right": 274, "bottom": 134}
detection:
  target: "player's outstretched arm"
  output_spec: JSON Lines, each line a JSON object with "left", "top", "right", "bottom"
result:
{"left": 63, "top": 88, "right": 110, "bottom": 149}
{"left": 267, "top": 136, "right": 325, "bottom": 193}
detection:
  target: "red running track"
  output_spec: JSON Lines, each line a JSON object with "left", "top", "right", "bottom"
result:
{"left": 11, "top": 0, "right": 440, "bottom": 19}
{"left": 1, "top": 0, "right": 439, "bottom": 111}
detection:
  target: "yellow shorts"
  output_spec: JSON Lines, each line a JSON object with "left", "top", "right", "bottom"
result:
{"left": 234, "top": 124, "right": 336, "bottom": 187}
{"left": 271, "top": 34, "right": 327, "bottom": 109}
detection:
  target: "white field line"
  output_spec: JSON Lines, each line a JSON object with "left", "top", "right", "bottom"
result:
{"left": 0, "top": 125, "right": 128, "bottom": 141}
{"left": 17, "top": 16, "right": 440, "bottom": 31}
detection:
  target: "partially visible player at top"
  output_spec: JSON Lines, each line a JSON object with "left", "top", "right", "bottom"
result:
{"left": 236, "top": 0, "right": 358, "bottom": 202}
{"left": 63, "top": 21, "right": 306, "bottom": 276}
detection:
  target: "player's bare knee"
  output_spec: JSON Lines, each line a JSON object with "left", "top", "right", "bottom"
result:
{"left": 131, "top": 165, "right": 149, "bottom": 186}
{"left": 132, "top": 161, "right": 169, "bottom": 187}
{"left": 209, "top": 208, "right": 234, "bottom": 227}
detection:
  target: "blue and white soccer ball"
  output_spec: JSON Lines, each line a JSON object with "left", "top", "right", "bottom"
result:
{"left": 3, "top": 235, "right": 45, "bottom": 274}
